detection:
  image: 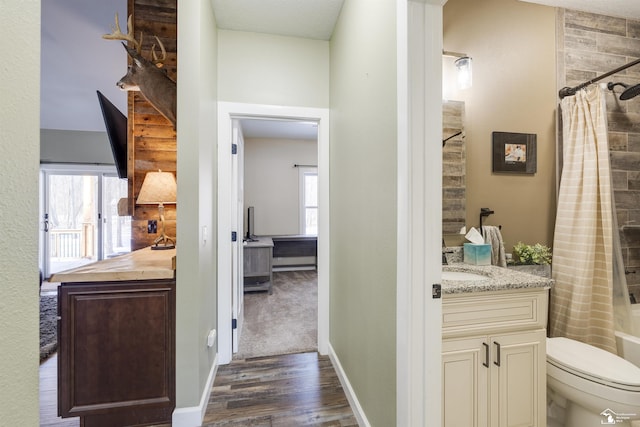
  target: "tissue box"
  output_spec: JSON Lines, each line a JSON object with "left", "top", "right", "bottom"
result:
{"left": 464, "top": 243, "right": 491, "bottom": 265}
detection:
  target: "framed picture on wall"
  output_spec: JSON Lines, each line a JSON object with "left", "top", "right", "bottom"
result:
{"left": 492, "top": 131, "right": 537, "bottom": 174}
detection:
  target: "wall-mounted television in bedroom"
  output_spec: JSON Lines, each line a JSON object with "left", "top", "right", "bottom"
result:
{"left": 96, "top": 90, "right": 128, "bottom": 179}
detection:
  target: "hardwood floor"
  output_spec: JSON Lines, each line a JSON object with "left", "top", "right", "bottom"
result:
{"left": 39, "top": 354, "right": 78, "bottom": 427}
{"left": 202, "top": 352, "right": 357, "bottom": 426}
{"left": 39, "top": 352, "right": 357, "bottom": 426}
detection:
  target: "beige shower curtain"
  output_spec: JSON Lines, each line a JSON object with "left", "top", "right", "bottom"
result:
{"left": 550, "top": 85, "right": 618, "bottom": 354}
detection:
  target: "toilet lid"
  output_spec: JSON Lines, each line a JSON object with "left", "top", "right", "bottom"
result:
{"left": 547, "top": 337, "right": 640, "bottom": 391}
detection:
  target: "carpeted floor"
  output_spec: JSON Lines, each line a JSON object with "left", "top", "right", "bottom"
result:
{"left": 234, "top": 270, "right": 317, "bottom": 360}
{"left": 40, "top": 294, "right": 58, "bottom": 362}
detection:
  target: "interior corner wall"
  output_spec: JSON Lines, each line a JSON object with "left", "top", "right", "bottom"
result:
{"left": 175, "top": 0, "right": 218, "bottom": 412}
{"left": 0, "top": 1, "right": 40, "bottom": 425}
{"left": 244, "top": 138, "right": 318, "bottom": 235}
{"left": 329, "top": 0, "right": 397, "bottom": 425}
{"left": 217, "top": 30, "right": 330, "bottom": 108}
{"left": 40, "top": 129, "right": 115, "bottom": 165}
{"left": 443, "top": 0, "right": 557, "bottom": 249}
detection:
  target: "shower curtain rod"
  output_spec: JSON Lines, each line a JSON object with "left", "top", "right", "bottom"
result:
{"left": 558, "top": 57, "right": 640, "bottom": 99}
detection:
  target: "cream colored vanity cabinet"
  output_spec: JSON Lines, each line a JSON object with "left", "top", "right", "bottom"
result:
{"left": 442, "top": 287, "right": 548, "bottom": 427}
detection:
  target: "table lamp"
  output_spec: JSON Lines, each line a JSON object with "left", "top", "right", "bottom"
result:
{"left": 136, "top": 170, "right": 177, "bottom": 250}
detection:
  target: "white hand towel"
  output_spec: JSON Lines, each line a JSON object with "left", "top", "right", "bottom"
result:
{"left": 482, "top": 226, "right": 507, "bottom": 267}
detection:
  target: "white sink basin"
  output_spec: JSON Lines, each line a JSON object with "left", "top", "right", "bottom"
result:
{"left": 442, "top": 271, "right": 488, "bottom": 281}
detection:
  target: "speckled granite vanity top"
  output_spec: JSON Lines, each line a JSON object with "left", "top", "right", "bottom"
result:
{"left": 442, "top": 263, "right": 553, "bottom": 294}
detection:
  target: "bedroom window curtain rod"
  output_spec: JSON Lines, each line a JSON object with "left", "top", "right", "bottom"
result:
{"left": 559, "top": 57, "right": 640, "bottom": 99}
{"left": 293, "top": 164, "right": 317, "bottom": 168}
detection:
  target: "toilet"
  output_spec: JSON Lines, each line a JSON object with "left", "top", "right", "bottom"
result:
{"left": 547, "top": 337, "right": 640, "bottom": 427}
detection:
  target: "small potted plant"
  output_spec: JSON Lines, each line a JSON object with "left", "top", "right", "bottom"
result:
{"left": 508, "top": 242, "right": 552, "bottom": 278}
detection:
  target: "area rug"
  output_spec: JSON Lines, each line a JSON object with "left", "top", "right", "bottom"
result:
{"left": 234, "top": 270, "right": 317, "bottom": 360}
{"left": 40, "top": 295, "right": 58, "bottom": 362}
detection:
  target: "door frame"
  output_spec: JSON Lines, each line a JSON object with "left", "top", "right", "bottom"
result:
{"left": 217, "top": 102, "right": 330, "bottom": 364}
{"left": 230, "top": 119, "right": 244, "bottom": 353}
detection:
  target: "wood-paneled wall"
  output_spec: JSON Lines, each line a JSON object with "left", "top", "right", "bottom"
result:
{"left": 128, "top": 0, "right": 177, "bottom": 250}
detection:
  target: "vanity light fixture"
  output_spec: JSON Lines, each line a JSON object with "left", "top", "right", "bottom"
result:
{"left": 443, "top": 50, "right": 473, "bottom": 90}
{"left": 455, "top": 56, "right": 472, "bottom": 89}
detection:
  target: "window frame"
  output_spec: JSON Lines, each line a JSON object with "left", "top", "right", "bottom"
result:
{"left": 298, "top": 166, "right": 318, "bottom": 235}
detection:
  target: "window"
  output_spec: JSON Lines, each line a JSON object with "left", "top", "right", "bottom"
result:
{"left": 41, "top": 165, "right": 131, "bottom": 278}
{"left": 299, "top": 167, "right": 318, "bottom": 235}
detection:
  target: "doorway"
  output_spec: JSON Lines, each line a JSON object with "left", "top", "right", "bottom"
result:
{"left": 40, "top": 165, "right": 131, "bottom": 279}
{"left": 217, "top": 102, "right": 330, "bottom": 365}
{"left": 235, "top": 118, "right": 319, "bottom": 359}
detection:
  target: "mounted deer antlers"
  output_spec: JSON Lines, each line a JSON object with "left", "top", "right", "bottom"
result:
{"left": 150, "top": 38, "right": 166, "bottom": 68}
{"left": 103, "top": 14, "right": 142, "bottom": 52}
{"left": 102, "top": 14, "right": 176, "bottom": 128}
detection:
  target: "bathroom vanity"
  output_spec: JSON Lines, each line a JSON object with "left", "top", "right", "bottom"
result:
{"left": 442, "top": 264, "right": 552, "bottom": 427}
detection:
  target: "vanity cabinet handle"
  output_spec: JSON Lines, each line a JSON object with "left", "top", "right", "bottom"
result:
{"left": 482, "top": 342, "right": 489, "bottom": 368}
{"left": 493, "top": 341, "right": 501, "bottom": 367}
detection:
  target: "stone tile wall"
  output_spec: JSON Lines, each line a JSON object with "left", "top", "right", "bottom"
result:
{"left": 443, "top": 100, "right": 466, "bottom": 235}
{"left": 559, "top": 9, "right": 640, "bottom": 301}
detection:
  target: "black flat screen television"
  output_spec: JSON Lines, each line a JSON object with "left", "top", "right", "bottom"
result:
{"left": 97, "top": 90, "right": 128, "bottom": 179}
{"left": 246, "top": 206, "right": 256, "bottom": 241}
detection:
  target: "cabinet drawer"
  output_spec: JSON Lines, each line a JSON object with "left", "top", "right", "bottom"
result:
{"left": 443, "top": 289, "right": 548, "bottom": 338}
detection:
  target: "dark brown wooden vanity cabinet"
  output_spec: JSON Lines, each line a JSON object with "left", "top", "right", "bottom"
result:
{"left": 57, "top": 279, "right": 176, "bottom": 427}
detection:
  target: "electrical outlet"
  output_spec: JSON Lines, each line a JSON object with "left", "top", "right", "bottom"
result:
{"left": 147, "top": 220, "right": 157, "bottom": 234}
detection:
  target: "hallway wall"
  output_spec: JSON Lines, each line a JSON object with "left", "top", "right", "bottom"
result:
{"left": 0, "top": 0, "right": 40, "bottom": 424}
{"left": 176, "top": 0, "right": 219, "bottom": 412}
{"left": 329, "top": 0, "right": 397, "bottom": 425}
{"left": 217, "top": 30, "right": 329, "bottom": 108}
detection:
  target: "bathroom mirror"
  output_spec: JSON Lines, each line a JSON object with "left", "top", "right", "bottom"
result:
{"left": 443, "top": 100, "right": 466, "bottom": 234}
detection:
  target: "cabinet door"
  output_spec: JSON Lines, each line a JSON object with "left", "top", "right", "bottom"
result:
{"left": 489, "top": 329, "right": 546, "bottom": 427}
{"left": 442, "top": 336, "right": 489, "bottom": 427}
{"left": 58, "top": 279, "right": 175, "bottom": 425}
{"left": 243, "top": 246, "right": 271, "bottom": 277}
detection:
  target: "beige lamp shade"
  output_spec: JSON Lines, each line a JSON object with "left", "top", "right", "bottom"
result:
{"left": 136, "top": 170, "right": 177, "bottom": 205}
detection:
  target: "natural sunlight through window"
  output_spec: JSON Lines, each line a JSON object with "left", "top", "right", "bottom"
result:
{"left": 300, "top": 168, "right": 318, "bottom": 235}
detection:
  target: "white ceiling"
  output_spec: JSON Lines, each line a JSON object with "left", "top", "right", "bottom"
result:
{"left": 41, "top": 0, "right": 640, "bottom": 137}
{"left": 211, "top": 0, "right": 344, "bottom": 41}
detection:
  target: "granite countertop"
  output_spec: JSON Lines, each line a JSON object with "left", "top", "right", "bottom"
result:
{"left": 49, "top": 246, "right": 176, "bottom": 283}
{"left": 442, "top": 263, "right": 553, "bottom": 294}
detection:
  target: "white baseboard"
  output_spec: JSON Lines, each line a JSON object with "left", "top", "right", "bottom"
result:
{"left": 172, "top": 353, "right": 218, "bottom": 427}
{"left": 327, "top": 343, "right": 371, "bottom": 427}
